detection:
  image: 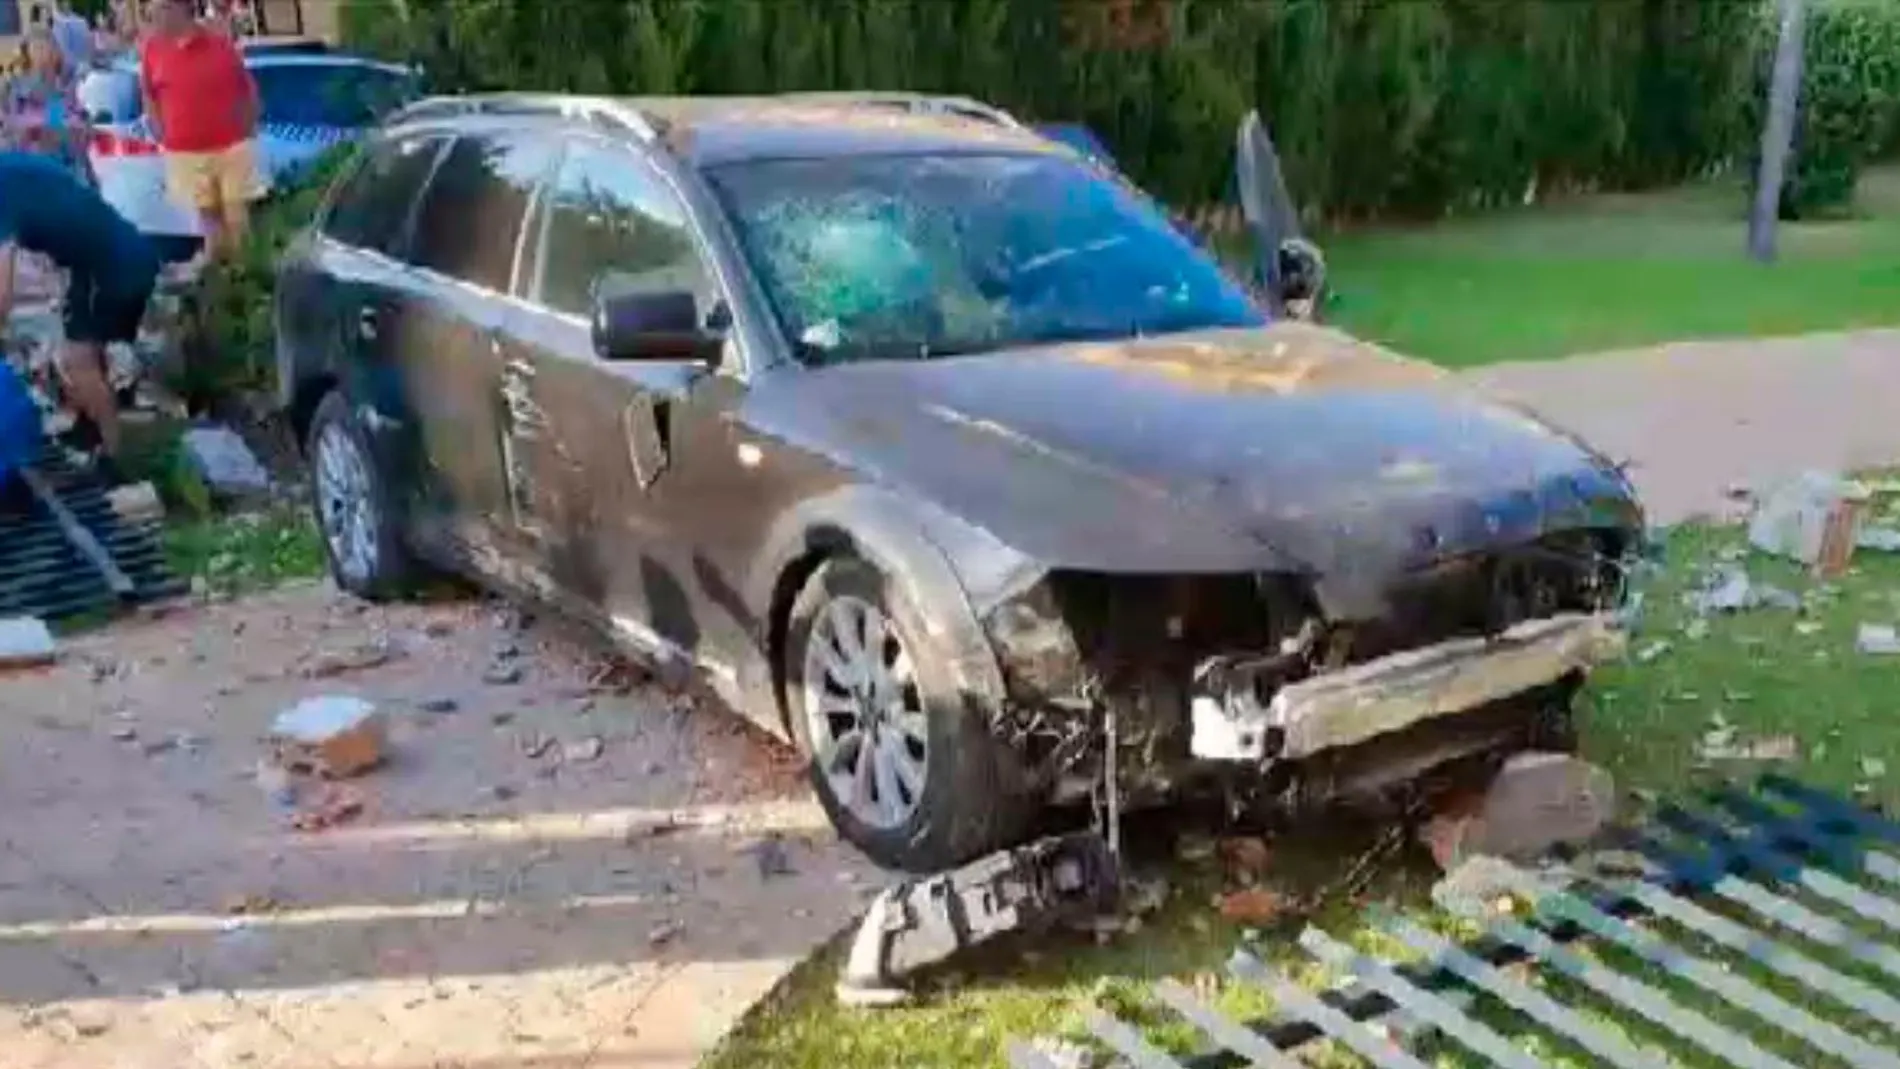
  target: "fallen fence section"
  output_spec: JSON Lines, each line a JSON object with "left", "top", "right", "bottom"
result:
{"left": 1, "top": 449, "right": 185, "bottom": 621}
{"left": 1010, "top": 773, "right": 1900, "bottom": 1069}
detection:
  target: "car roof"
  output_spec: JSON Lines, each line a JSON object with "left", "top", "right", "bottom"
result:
{"left": 390, "top": 94, "right": 1062, "bottom": 167}
{"left": 107, "top": 50, "right": 412, "bottom": 76}
{"left": 631, "top": 96, "right": 1059, "bottom": 164}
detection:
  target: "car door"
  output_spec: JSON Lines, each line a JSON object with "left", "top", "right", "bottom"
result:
{"left": 499, "top": 136, "right": 751, "bottom": 671}
{"left": 387, "top": 129, "right": 560, "bottom": 561}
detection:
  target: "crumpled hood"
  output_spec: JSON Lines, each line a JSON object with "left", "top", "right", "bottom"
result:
{"left": 765, "top": 323, "right": 1642, "bottom": 596}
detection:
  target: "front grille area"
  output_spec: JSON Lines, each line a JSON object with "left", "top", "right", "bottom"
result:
{"left": 1339, "top": 528, "right": 1629, "bottom": 664}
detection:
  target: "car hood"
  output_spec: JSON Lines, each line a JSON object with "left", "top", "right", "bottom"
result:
{"left": 768, "top": 323, "right": 1641, "bottom": 608}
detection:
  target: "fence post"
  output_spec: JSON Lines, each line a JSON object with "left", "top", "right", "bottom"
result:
{"left": 1749, "top": 0, "right": 1807, "bottom": 263}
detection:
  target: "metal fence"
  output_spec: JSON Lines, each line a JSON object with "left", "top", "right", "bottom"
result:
{"left": 1014, "top": 774, "right": 1900, "bottom": 1069}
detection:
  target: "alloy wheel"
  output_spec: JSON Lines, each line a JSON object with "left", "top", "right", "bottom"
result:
{"left": 801, "top": 594, "right": 929, "bottom": 830}
{"left": 313, "top": 422, "right": 378, "bottom": 586}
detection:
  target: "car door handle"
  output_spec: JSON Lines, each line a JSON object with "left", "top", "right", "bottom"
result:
{"left": 357, "top": 307, "right": 379, "bottom": 343}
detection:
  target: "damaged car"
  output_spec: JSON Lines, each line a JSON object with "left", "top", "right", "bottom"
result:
{"left": 276, "top": 93, "right": 1643, "bottom": 872}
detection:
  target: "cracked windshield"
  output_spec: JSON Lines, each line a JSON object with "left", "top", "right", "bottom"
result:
{"left": 705, "top": 153, "right": 1264, "bottom": 364}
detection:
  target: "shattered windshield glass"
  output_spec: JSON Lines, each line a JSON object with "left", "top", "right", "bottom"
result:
{"left": 704, "top": 153, "right": 1265, "bottom": 365}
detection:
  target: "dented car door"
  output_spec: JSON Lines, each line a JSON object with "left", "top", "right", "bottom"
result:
{"left": 502, "top": 136, "right": 740, "bottom": 665}
{"left": 392, "top": 131, "right": 558, "bottom": 557}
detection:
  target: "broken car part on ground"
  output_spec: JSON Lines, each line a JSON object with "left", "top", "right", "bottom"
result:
{"left": 276, "top": 92, "right": 1645, "bottom": 873}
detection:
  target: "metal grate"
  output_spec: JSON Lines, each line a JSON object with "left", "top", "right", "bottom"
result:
{"left": 0, "top": 450, "right": 186, "bottom": 621}
{"left": 1013, "top": 774, "right": 1900, "bottom": 1069}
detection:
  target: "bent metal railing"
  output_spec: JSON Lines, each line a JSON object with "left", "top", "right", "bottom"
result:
{"left": 1011, "top": 774, "right": 1900, "bottom": 1069}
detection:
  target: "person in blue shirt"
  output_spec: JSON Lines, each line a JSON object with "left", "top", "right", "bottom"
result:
{"left": 0, "top": 150, "right": 160, "bottom": 479}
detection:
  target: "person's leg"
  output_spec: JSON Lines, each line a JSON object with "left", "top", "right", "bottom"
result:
{"left": 167, "top": 151, "right": 229, "bottom": 262}
{"left": 213, "top": 140, "right": 260, "bottom": 252}
{"left": 58, "top": 277, "right": 122, "bottom": 460}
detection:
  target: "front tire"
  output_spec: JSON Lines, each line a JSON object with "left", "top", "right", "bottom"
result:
{"left": 784, "top": 554, "right": 1031, "bottom": 872}
{"left": 306, "top": 390, "right": 416, "bottom": 601}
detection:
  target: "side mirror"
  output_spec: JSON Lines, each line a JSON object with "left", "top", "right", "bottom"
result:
{"left": 1273, "top": 237, "right": 1327, "bottom": 320}
{"left": 591, "top": 289, "right": 724, "bottom": 364}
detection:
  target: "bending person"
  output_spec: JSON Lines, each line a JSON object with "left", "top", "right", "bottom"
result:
{"left": 0, "top": 151, "right": 161, "bottom": 483}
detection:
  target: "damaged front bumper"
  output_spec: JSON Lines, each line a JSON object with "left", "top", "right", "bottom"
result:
{"left": 1191, "top": 612, "right": 1626, "bottom": 764}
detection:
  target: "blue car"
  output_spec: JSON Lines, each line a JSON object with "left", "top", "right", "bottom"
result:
{"left": 79, "top": 49, "right": 419, "bottom": 252}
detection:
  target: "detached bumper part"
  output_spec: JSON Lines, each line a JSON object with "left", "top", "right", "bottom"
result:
{"left": 836, "top": 833, "right": 1119, "bottom": 1007}
{"left": 1191, "top": 613, "right": 1625, "bottom": 763}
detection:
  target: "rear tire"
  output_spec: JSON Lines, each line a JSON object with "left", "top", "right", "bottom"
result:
{"left": 784, "top": 554, "right": 1032, "bottom": 872}
{"left": 306, "top": 390, "right": 416, "bottom": 601}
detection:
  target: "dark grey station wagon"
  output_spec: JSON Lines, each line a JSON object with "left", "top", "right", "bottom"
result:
{"left": 276, "top": 94, "right": 1644, "bottom": 871}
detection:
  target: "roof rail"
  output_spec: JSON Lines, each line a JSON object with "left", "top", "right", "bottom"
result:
{"left": 388, "top": 94, "right": 655, "bottom": 141}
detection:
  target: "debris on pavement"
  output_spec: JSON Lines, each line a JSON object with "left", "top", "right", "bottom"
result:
{"left": 1698, "top": 722, "right": 1800, "bottom": 763}
{"left": 0, "top": 616, "right": 57, "bottom": 669}
{"left": 1684, "top": 565, "right": 1799, "bottom": 615}
{"left": 1216, "top": 887, "right": 1283, "bottom": 924}
{"left": 1857, "top": 623, "right": 1900, "bottom": 655}
{"left": 1859, "top": 526, "right": 1900, "bottom": 552}
{"left": 562, "top": 736, "right": 604, "bottom": 764}
{"left": 836, "top": 833, "right": 1118, "bottom": 1008}
{"left": 1864, "top": 757, "right": 1889, "bottom": 779}
{"left": 180, "top": 423, "right": 273, "bottom": 499}
{"left": 301, "top": 638, "right": 401, "bottom": 679}
{"left": 484, "top": 660, "right": 525, "bottom": 686}
{"left": 744, "top": 835, "right": 797, "bottom": 880}
{"left": 1419, "top": 752, "right": 1616, "bottom": 871}
{"left": 290, "top": 783, "right": 366, "bottom": 832}
{"left": 270, "top": 696, "right": 389, "bottom": 778}
{"left": 1217, "top": 837, "right": 1273, "bottom": 883}
{"left": 106, "top": 481, "right": 165, "bottom": 526}
{"left": 1746, "top": 470, "right": 1870, "bottom": 570}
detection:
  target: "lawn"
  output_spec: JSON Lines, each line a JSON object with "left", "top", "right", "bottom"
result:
{"left": 1313, "top": 164, "right": 1900, "bottom": 367}
{"left": 707, "top": 486, "right": 1900, "bottom": 1069}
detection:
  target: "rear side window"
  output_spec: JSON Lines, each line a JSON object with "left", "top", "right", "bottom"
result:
{"left": 408, "top": 133, "right": 558, "bottom": 291}
{"left": 321, "top": 134, "right": 445, "bottom": 255}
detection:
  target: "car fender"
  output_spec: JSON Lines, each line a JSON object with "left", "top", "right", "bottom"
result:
{"left": 743, "top": 485, "right": 1024, "bottom": 726}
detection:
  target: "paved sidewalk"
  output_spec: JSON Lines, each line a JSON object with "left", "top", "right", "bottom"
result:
{"left": 1465, "top": 329, "right": 1900, "bottom": 524}
{"left": 0, "top": 584, "right": 881, "bottom": 1069}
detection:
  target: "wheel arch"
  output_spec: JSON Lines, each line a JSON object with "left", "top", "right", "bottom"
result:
{"left": 747, "top": 486, "right": 1019, "bottom": 739}
{"left": 287, "top": 371, "right": 339, "bottom": 452}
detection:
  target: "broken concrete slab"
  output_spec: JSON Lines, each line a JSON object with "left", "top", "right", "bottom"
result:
{"left": 1857, "top": 623, "right": 1900, "bottom": 655}
{"left": 269, "top": 696, "right": 388, "bottom": 778}
{"left": 1747, "top": 470, "right": 1869, "bottom": 567}
{"left": 106, "top": 481, "right": 165, "bottom": 526}
{"left": 1421, "top": 752, "right": 1616, "bottom": 871}
{"left": 180, "top": 424, "right": 272, "bottom": 499}
{"left": 0, "top": 616, "right": 57, "bottom": 669}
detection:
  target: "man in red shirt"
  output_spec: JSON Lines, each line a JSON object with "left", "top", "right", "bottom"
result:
{"left": 139, "top": 0, "right": 260, "bottom": 262}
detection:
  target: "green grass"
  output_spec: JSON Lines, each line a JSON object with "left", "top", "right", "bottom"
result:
{"left": 114, "top": 413, "right": 327, "bottom": 599}
{"left": 1310, "top": 165, "right": 1900, "bottom": 366}
{"left": 708, "top": 482, "right": 1900, "bottom": 1069}
{"left": 161, "top": 506, "right": 326, "bottom": 597}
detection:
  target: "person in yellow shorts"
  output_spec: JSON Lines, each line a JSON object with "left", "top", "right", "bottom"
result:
{"left": 139, "top": 0, "right": 261, "bottom": 263}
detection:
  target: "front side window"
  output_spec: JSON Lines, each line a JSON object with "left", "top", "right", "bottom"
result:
{"left": 408, "top": 133, "right": 557, "bottom": 291}
{"left": 704, "top": 152, "right": 1263, "bottom": 366}
{"left": 321, "top": 133, "right": 444, "bottom": 256}
{"left": 534, "top": 142, "right": 710, "bottom": 319}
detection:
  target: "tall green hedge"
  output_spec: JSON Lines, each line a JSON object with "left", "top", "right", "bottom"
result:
{"left": 343, "top": 0, "right": 1756, "bottom": 221}
{"left": 1764, "top": 0, "right": 1900, "bottom": 217}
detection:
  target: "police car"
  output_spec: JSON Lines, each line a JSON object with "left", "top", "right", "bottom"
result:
{"left": 78, "top": 45, "right": 418, "bottom": 258}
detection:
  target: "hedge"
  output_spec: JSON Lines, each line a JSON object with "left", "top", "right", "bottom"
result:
{"left": 1763, "top": 0, "right": 1900, "bottom": 217}
{"left": 340, "top": 0, "right": 1759, "bottom": 222}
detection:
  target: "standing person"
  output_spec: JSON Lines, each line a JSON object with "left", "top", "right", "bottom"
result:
{"left": 0, "top": 151, "right": 161, "bottom": 480}
{"left": 139, "top": 0, "right": 260, "bottom": 263}
{"left": 2, "top": 27, "right": 93, "bottom": 183}
{"left": 48, "top": 1, "right": 93, "bottom": 78}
